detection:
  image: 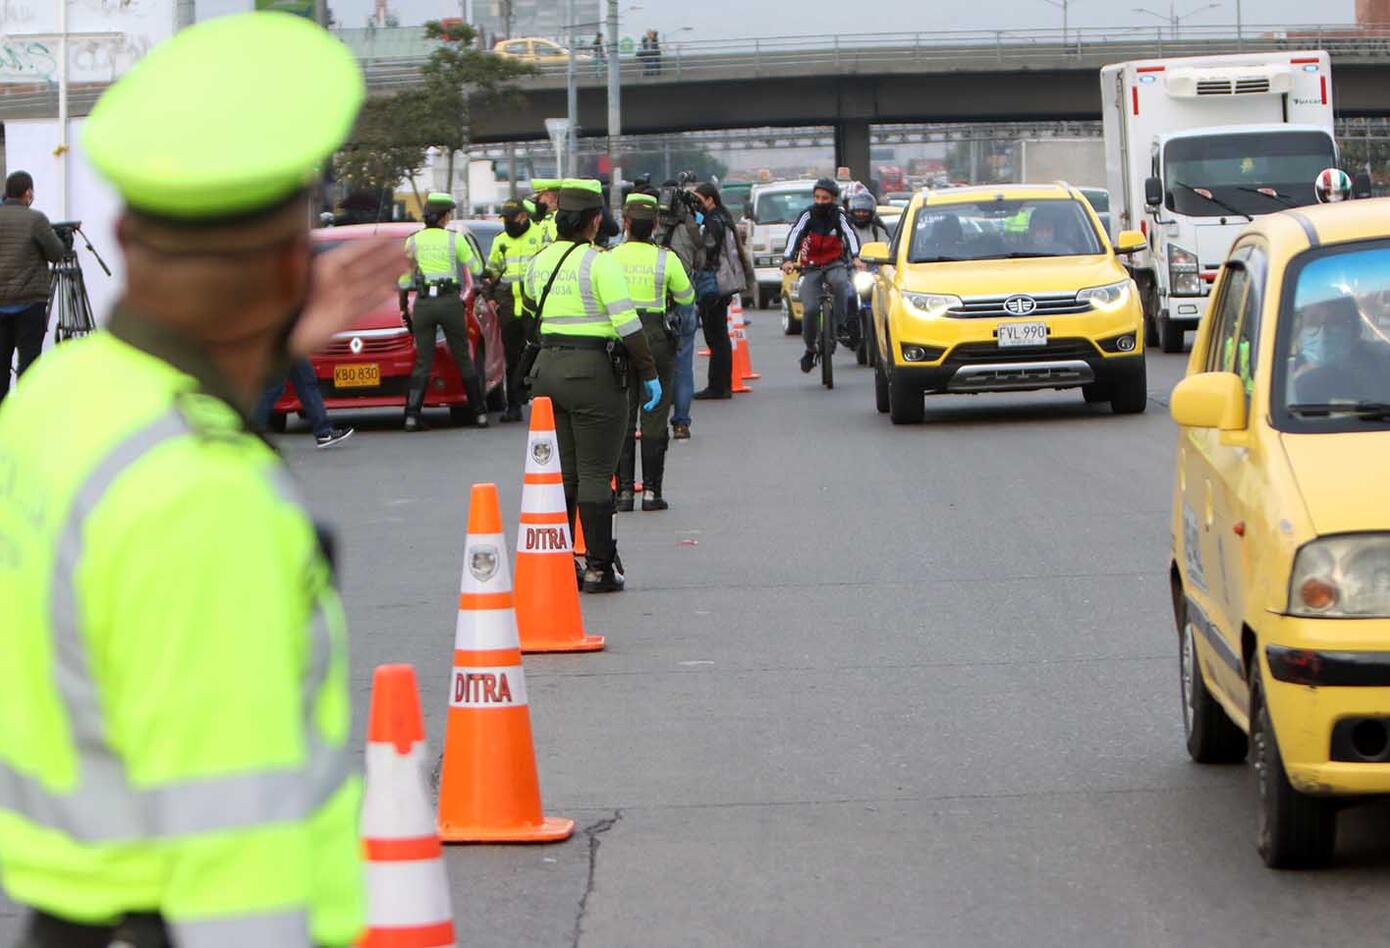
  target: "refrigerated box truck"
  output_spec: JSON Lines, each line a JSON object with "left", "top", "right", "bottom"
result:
{"left": 1101, "top": 51, "right": 1337, "bottom": 352}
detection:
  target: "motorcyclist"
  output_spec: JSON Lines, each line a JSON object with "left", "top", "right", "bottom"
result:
{"left": 847, "top": 191, "right": 891, "bottom": 246}
{"left": 781, "top": 177, "right": 862, "bottom": 374}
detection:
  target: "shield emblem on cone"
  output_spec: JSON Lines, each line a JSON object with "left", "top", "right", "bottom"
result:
{"left": 531, "top": 441, "right": 552, "bottom": 467}
{"left": 469, "top": 545, "right": 500, "bottom": 582}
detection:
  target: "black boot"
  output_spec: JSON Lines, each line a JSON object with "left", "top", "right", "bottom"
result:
{"left": 616, "top": 434, "right": 636, "bottom": 511}
{"left": 579, "top": 500, "right": 624, "bottom": 593}
{"left": 403, "top": 385, "right": 429, "bottom": 431}
{"left": 463, "top": 372, "right": 489, "bottom": 428}
{"left": 640, "top": 435, "right": 670, "bottom": 511}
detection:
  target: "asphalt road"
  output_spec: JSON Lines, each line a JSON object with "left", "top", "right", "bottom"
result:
{"left": 4, "top": 312, "right": 1389, "bottom": 946}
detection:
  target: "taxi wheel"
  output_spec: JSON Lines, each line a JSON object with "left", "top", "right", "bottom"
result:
{"left": 888, "top": 371, "right": 924, "bottom": 425}
{"left": 874, "top": 358, "right": 891, "bottom": 414}
{"left": 1251, "top": 675, "right": 1337, "bottom": 869}
{"left": 1110, "top": 361, "right": 1148, "bottom": 415}
{"left": 781, "top": 296, "right": 801, "bottom": 336}
{"left": 1179, "top": 609, "right": 1247, "bottom": 764}
{"left": 1081, "top": 383, "right": 1111, "bottom": 404}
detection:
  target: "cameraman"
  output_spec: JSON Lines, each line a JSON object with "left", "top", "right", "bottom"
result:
{"left": 0, "top": 171, "right": 65, "bottom": 405}
{"left": 654, "top": 177, "right": 704, "bottom": 439}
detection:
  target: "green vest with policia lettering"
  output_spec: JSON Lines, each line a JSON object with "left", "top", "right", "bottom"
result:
{"left": 608, "top": 240, "right": 696, "bottom": 313}
{"left": 522, "top": 240, "right": 645, "bottom": 342}
{"left": 0, "top": 326, "right": 362, "bottom": 946}
{"left": 399, "top": 225, "right": 482, "bottom": 290}
{"left": 486, "top": 222, "right": 545, "bottom": 311}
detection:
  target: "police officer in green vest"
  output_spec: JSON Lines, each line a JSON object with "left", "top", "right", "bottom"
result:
{"left": 399, "top": 192, "right": 488, "bottom": 431}
{"left": 0, "top": 12, "right": 403, "bottom": 947}
{"left": 485, "top": 199, "right": 544, "bottom": 422}
{"left": 523, "top": 179, "right": 661, "bottom": 593}
{"left": 529, "top": 178, "right": 561, "bottom": 245}
{"left": 611, "top": 193, "right": 695, "bottom": 512}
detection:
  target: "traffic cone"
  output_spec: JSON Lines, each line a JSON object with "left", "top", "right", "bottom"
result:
{"left": 730, "top": 296, "right": 760, "bottom": 380}
{"left": 437, "top": 483, "right": 575, "bottom": 843}
{"left": 728, "top": 309, "right": 752, "bottom": 394}
{"left": 514, "top": 398, "right": 604, "bottom": 653}
{"left": 361, "top": 664, "right": 456, "bottom": 947}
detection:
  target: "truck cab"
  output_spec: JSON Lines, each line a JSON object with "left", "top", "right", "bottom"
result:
{"left": 1102, "top": 51, "right": 1335, "bottom": 353}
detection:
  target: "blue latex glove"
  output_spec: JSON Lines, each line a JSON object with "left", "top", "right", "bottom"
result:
{"left": 641, "top": 378, "right": 662, "bottom": 412}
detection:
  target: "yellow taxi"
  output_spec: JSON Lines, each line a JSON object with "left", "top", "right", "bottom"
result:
{"left": 862, "top": 183, "right": 1147, "bottom": 423}
{"left": 1170, "top": 196, "right": 1390, "bottom": 868}
{"left": 491, "top": 36, "right": 590, "bottom": 63}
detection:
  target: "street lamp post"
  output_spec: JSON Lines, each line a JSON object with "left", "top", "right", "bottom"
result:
{"left": 1039, "top": 0, "right": 1070, "bottom": 50}
{"left": 1132, "top": 1, "right": 1222, "bottom": 38}
{"left": 606, "top": 0, "right": 622, "bottom": 218}
{"left": 566, "top": 0, "right": 578, "bottom": 177}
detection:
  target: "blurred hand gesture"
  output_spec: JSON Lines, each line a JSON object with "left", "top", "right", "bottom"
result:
{"left": 291, "top": 238, "right": 408, "bottom": 357}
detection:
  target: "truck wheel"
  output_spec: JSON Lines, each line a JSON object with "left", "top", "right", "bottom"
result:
{"left": 1251, "top": 675, "right": 1337, "bottom": 869}
{"left": 1109, "top": 360, "right": 1148, "bottom": 415}
{"left": 1159, "top": 314, "right": 1185, "bottom": 354}
{"left": 1179, "top": 600, "right": 1247, "bottom": 764}
{"left": 888, "top": 371, "right": 924, "bottom": 425}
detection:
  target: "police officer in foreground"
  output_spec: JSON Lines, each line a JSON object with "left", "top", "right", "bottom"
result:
{"left": 529, "top": 178, "right": 561, "bottom": 245}
{"left": 399, "top": 192, "right": 489, "bottom": 431}
{"left": 611, "top": 193, "right": 695, "bottom": 512}
{"left": 485, "top": 199, "right": 544, "bottom": 422}
{"left": 522, "top": 179, "right": 661, "bottom": 593}
{"left": 0, "top": 12, "right": 405, "bottom": 947}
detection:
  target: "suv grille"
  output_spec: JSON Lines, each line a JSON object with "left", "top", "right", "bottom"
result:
{"left": 947, "top": 338, "right": 1099, "bottom": 364}
{"left": 323, "top": 332, "right": 412, "bottom": 356}
{"left": 947, "top": 292, "right": 1090, "bottom": 318}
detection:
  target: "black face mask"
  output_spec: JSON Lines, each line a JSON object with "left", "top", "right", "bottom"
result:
{"left": 531, "top": 202, "right": 549, "bottom": 222}
{"left": 504, "top": 219, "right": 529, "bottom": 238}
{"left": 812, "top": 202, "right": 835, "bottom": 220}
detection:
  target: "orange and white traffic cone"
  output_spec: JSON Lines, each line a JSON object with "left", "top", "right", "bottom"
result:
{"left": 361, "top": 664, "right": 456, "bottom": 947}
{"left": 514, "top": 398, "right": 604, "bottom": 653}
{"left": 727, "top": 309, "right": 753, "bottom": 394}
{"left": 437, "top": 483, "right": 575, "bottom": 844}
{"left": 730, "top": 296, "right": 760, "bottom": 380}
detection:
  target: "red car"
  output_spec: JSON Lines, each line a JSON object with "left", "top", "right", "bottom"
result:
{"left": 268, "top": 222, "right": 506, "bottom": 430}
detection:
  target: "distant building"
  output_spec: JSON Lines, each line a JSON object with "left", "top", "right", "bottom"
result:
{"left": 473, "top": 0, "right": 600, "bottom": 42}
{"left": 1358, "top": 0, "right": 1390, "bottom": 24}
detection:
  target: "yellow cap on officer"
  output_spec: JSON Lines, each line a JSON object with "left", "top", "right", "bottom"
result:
{"left": 530, "top": 179, "right": 561, "bottom": 193}
{"left": 82, "top": 12, "right": 363, "bottom": 220}
{"left": 425, "top": 192, "right": 456, "bottom": 210}
{"left": 624, "top": 193, "right": 658, "bottom": 220}
{"left": 557, "top": 179, "right": 604, "bottom": 211}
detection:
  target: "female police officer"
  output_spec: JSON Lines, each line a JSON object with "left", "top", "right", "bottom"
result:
{"left": 523, "top": 179, "right": 661, "bottom": 593}
{"left": 611, "top": 192, "right": 695, "bottom": 512}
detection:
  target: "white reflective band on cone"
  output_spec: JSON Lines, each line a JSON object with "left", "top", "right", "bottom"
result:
{"left": 364, "top": 861, "right": 455, "bottom": 930}
{"left": 452, "top": 608, "right": 520, "bottom": 651}
{"left": 361, "top": 742, "right": 435, "bottom": 838}
{"left": 448, "top": 665, "right": 528, "bottom": 708}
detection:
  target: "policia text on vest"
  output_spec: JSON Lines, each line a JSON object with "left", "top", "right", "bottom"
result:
{"left": 521, "top": 179, "right": 661, "bottom": 594}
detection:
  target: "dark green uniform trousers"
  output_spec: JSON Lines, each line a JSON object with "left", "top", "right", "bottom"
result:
{"left": 491, "top": 286, "right": 528, "bottom": 413}
{"left": 618, "top": 315, "right": 675, "bottom": 498}
{"left": 529, "top": 345, "right": 629, "bottom": 571}
{"left": 409, "top": 293, "right": 483, "bottom": 419}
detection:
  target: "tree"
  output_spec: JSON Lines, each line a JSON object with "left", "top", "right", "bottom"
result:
{"left": 415, "top": 19, "right": 535, "bottom": 195}
{"left": 332, "top": 93, "right": 432, "bottom": 221}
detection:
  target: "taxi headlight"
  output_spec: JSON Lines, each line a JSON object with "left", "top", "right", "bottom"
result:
{"left": 904, "top": 293, "right": 961, "bottom": 318}
{"left": 853, "top": 271, "right": 876, "bottom": 295}
{"left": 1077, "top": 280, "right": 1131, "bottom": 310}
{"left": 1288, "top": 535, "right": 1390, "bottom": 618}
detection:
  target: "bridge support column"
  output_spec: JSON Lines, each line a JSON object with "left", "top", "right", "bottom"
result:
{"left": 834, "top": 119, "right": 871, "bottom": 189}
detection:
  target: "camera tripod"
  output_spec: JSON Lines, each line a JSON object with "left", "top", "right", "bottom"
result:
{"left": 47, "top": 222, "right": 111, "bottom": 343}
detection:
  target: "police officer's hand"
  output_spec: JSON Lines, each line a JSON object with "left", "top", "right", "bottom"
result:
{"left": 641, "top": 378, "right": 662, "bottom": 412}
{"left": 291, "top": 238, "right": 409, "bottom": 357}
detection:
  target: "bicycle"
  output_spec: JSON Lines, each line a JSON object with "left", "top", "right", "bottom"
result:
{"left": 798, "top": 263, "right": 840, "bottom": 390}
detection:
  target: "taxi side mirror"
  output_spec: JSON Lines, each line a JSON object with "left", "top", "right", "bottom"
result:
{"left": 860, "top": 241, "right": 891, "bottom": 265}
{"left": 1114, "top": 230, "right": 1146, "bottom": 255}
{"left": 1171, "top": 372, "right": 1247, "bottom": 431}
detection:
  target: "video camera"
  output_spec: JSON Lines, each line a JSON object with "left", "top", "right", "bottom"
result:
{"left": 657, "top": 171, "right": 702, "bottom": 220}
{"left": 51, "top": 220, "right": 81, "bottom": 254}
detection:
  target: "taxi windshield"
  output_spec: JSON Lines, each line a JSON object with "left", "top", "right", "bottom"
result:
{"left": 754, "top": 189, "right": 814, "bottom": 224}
{"left": 907, "top": 198, "right": 1102, "bottom": 263}
{"left": 1276, "top": 241, "right": 1390, "bottom": 432}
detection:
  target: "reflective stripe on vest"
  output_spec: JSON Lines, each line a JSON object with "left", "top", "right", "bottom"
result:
{"left": 0, "top": 409, "right": 349, "bottom": 843}
{"left": 652, "top": 250, "right": 668, "bottom": 308}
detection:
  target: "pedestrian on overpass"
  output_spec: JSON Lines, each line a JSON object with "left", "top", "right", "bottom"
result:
{"left": 0, "top": 12, "right": 407, "bottom": 946}
{"left": 398, "top": 192, "right": 490, "bottom": 431}
{"left": 522, "top": 179, "right": 661, "bottom": 593}
{"left": 485, "top": 198, "right": 545, "bottom": 422}
{"left": 611, "top": 192, "right": 695, "bottom": 512}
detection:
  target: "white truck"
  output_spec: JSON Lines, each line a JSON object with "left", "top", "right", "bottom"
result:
{"left": 1101, "top": 51, "right": 1337, "bottom": 352}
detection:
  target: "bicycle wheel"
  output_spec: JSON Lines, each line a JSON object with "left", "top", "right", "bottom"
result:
{"left": 819, "top": 295, "right": 834, "bottom": 390}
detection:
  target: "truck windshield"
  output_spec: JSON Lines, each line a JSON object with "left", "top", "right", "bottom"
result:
{"left": 1163, "top": 132, "right": 1335, "bottom": 217}
{"left": 754, "top": 189, "right": 813, "bottom": 225}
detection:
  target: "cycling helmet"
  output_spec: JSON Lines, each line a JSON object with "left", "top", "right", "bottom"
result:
{"left": 813, "top": 177, "right": 840, "bottom": 198}
{"left": 1314, "top": 168, "right": 1353, "bottom": 204}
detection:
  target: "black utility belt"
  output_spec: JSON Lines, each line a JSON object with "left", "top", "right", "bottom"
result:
{"left": 540, "top": 335, "right": 614, "bottom": 351}
{"left": 636, "top": 310, "right": 667, "bottom": 323}
{"left": 418, "top": 280, "right": 460, "bottom": 295}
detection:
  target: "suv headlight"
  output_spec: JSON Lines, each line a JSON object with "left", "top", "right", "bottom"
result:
{"left": 1288, "top": 535, "right": 1390, "bottom": 618}
{"left": 1076, "top": 280, "right": 1131, "bottom": 310}
{"left": 904, "top": 293, "right": 961, "bottom": 318}
{"left": 1167, "top": 244, "right": 1201, "bottom": 296}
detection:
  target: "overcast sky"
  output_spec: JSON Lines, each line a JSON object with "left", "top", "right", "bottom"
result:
{"left": 332, "top": 0, "right": 1355, "bottom": 39}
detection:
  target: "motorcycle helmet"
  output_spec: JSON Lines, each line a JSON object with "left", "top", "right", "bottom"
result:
{"left": 848, "top": 191, "right": 876, "bottom": 226}
{"left": 1314, "top": 168, "right": 1353, "bottom": 204}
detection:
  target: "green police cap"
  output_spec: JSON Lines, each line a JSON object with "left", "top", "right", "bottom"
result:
{"left": 82, "top": 12, "right": 363, "bottom": 221}
{"left": 523, "top": 199, "right": 538, "bottom": 215}
{"left": 557, "top": 178, "right": 604, "bottom": 211}
{"left": 499, "top": 199, "right": 526, "bottom": 218}
{"left": 624, "top": 193, "right": 658, "bottom": 220}
{"left": 425, "top": 192, "right": 456, "bottom": 211}
{"left": 530, "top": 179, "right": 561, "bottom": 193}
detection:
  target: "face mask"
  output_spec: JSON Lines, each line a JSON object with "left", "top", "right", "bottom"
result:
{"left": 531, "top": 203, "right": 549, "bottom": 222}
{"left": 504, "top": 219, "right": 528, "bottom": 238}
{"left": 812, "top": 203, "right": 834, "bottom": 219}
{"left": 693, "top": 211, "right": 704, "bottom": 226}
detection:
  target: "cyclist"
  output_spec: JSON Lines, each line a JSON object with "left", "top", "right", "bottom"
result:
{"left": 782, "top": 177, "right": 862, "bottom": 373}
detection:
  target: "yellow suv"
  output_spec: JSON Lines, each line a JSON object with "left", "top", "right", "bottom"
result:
{"left": 1170, "top": 197, "right": 1390, "bottom": 868}
{"left": 863, "top": 184, "right": 1147, "bottom": 424}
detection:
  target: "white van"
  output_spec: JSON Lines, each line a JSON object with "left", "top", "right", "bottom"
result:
{"left": 743, "top": 179, "right": 819, "bottom": 309}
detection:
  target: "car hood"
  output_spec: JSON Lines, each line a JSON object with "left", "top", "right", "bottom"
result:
{"left": 898, "top": 255, "right": 1123, "bottom": 297}
{"left": 1281, "top": 432, "right": 1390, "bottom": 535}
